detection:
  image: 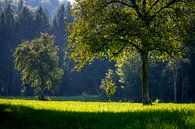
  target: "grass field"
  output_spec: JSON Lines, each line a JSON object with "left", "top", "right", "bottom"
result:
{"left": 0, "top": 99, "right": 195, "bottom": 129}
{"left": 0, "top": 95, "right": 105, "bottom": 101}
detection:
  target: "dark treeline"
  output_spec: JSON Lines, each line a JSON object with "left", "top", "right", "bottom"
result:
{"left": 0, "top": 0, "right": 113, "bottom": 97}
{"left": 0, "top": 0, "right": 194, "bottom": 102}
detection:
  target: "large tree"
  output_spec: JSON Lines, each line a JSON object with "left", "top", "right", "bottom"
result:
{"left": 14, "top": 33, "right": 64, "bottom": 100}
{"left": 68, "top": 0, "right": 193, "bottom": 104}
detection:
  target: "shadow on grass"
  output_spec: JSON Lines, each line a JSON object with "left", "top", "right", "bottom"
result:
{"left": 0, "top": 104, "right": 194, "bottom": 129}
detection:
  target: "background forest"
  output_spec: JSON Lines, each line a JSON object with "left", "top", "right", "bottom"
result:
{"left": 0, "top": 0, "right": 194, "bottom": 102}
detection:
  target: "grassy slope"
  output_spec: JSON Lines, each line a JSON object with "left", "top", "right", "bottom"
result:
{"left": 0, "top": 99, "right": 195, "bottom": 129}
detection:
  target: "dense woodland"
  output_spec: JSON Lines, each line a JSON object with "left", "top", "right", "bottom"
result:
{"left": 0, "top": 0, "right": 194, "bottom": 102}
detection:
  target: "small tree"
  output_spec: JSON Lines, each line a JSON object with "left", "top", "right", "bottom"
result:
{"left": 14, "top": 33, "right": 64, "bottom": 100}
{"left": 100, "top": 69, "right": 116, "bottom": 101}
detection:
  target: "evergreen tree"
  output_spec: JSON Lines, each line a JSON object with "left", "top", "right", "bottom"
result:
{"left": 15, "top": 6, "right": 34, "bottom": 41}
{"left": 4, "top": 5, "right": 14, "bottom": 40}
{"left": 0, "top": 1, "right": 3, "bottom": 12}
{"left": 64, "top": 2, "right": 73, "bottom": 23}
{"left": 34, "top": 6, "right": 50, "bottom": 37}
{"left": 0, "top": 5, "right": 15, "bottom": 95}
{"left": 52, "top": 4, "right": 70, "bottom": 96}
{"left": 17, "top": 0, "right": 24, "bottom": 13}
{"left": 0, "top": 12, "right": 5, "bottom": 44}
{"left": 52, "top": 2, "right": 73, "bottom": 68}
{"left": 53, "top": 4, "right": 66, "bottom": 47}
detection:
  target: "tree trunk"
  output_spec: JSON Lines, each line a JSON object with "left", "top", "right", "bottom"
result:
{"left": 38, "top": 80, "right": 45, "bottom": 100}
{"left": 39, "top": 90, "right": 45, "bottom": 100}
{"left": 141, "top": 51, "right": 150, "bottom": 105}
{"left": 173, "top": 68, "right": 178, "bottom": 103}
{"left": 173, "top": 76, "right": 177, "bottom": 102}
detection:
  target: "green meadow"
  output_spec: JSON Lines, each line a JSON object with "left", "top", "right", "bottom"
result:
{"left": 0, "top": 99, "right": 195, "bottom": 129}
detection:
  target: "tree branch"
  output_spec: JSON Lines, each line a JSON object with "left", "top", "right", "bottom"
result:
{"left": 104, "top": 0, "right": 135, "bottom": 8}
{"left": 146, "top": 0, "right": 161, "bottom": 15}
{"left": 142, "top": 0, "right": 146, "bottom": 14}
{"left": 110, "top": 42, "right": 127, "bottom": 59}
{"left": 95, "top": 42, "right": 108, "bottom": 52}
{"left": 131, "top": 0, "right": 144, "bottom": 20}
{"left": 150, "top": 0, "right": 180, "bottom": 20}
{"left": 152, "top": 0, "right": 161, "bottom": 7}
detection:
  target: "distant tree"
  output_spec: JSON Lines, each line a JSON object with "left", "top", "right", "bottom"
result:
{"left": 34, "top": 6, "right": 50, "bottom": 36}
{"left": 2, "top": 5, "right": 15, "bottom": 95}
{"left": 52, "top": 4, "right": 66, "bottom": 67}
{"left": 4, "top": 0, "right": 11, "bottom": 8}
{"left": 17, "top": 0, "right": 24, "bottom": 13}
{"left": 0, "top": 12, "right": 5, "bottom": 43}
{"left": 4, "top": 5, "right": 14, "bottom": 40}
{"left": 100, "top": 69, "right": 116, "bottom": 101}
{"left": 52, "top": 3, "right": 73, "bottom": 67}
{"left": 115, "top": 52, "right": 141, "bottom": 101}
{"left": 68, "top": 0, "right": 193, "bottom": 104}
{"left": 51, "top": 3, "right": 74, "bottom": 96}
{"left": 64, "top": 2, "right": 73, "bottom": 23}
{"left": 16, "top": 6, "right": 34, "bottom": 40}
{"left": 14, "top": 33, "right": 64, "bottom": 100}
{"left": 0, "top": 1, "right": 3, "bottom": 12}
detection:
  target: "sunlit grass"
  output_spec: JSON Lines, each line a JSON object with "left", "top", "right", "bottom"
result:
{"left": 0, "top": 99, "right": 194, "bottom": 112}
{"left": 0, "top": 99, "right": 195, "bottom": 129}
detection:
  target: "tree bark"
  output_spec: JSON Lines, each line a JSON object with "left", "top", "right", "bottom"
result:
{"left": 141, "top": 51, "right": 150, "bottom": 105}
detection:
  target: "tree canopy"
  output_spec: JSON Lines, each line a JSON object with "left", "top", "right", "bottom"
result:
{"left": 68, "top": 0, "right": 194, "bottom": 104}
{"left": 14, "top": 33, "right": 64, "bottom": 100}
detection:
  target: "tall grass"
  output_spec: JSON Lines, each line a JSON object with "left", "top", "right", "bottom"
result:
{"left": 0, "top": 99, "right": 195, "bottom": 129}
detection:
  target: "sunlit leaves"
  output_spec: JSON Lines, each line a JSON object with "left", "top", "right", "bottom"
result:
{"left": 69, "top": 0, "right": 193, "bottom": 70}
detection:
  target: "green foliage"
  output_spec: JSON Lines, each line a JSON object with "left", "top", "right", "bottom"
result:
{"left": 100, "top": 69, "right": 116, "bottom": 101}
{"left": 115, "top": 52, "right": 142, "bottom": 101}
{"left": 68, "top": 0, "right": 193, "bottom": 67}
{"left": 0, "top": 99, "right": 195, "bottom": 129}
{"left": 68, "top": 0, "right": 194, "bottom": 104}
{"left": 13, "top": 33, "right": 64, "bottom": 100}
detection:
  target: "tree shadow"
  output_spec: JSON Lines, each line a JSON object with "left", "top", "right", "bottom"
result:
{"left": 0, "top": 104, "right": 194, "bottom": 129}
